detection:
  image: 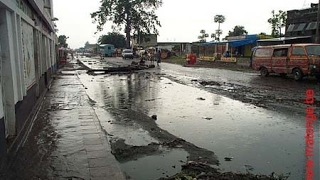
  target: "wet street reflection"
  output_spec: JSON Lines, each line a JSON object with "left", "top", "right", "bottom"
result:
{"left": 78, "top": 69, "right": 319, "bottom": 180}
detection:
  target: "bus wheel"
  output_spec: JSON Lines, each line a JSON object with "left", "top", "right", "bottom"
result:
{"left": 293, "top": 68, "right": 303, "bottom": 81}
{"left": 260, "top": 67, "right": 269, "bottom": 77}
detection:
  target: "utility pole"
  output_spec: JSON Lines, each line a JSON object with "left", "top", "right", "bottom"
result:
{"left": 316, "top": 0, "right": 320, "bottom": 43}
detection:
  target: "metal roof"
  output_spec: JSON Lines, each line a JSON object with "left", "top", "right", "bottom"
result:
{"left": 286, "top": 24, "right": 295, "bottom": 32}
{"left": 253, "top": 43, "right": 320, "bottom": 50}
{"left": 305, "top": 22, "right": 318, "bottom": 30}
{"left": 293, "top": 23, "right": 307, "bottom": 32}
{"left": 257, "top": 36, "right": 312, "bottom": 42}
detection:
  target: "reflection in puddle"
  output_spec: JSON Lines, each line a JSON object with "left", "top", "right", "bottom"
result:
{"left": 121, "top": 148, "right": 188, "bottom": 180}
{"left": 78, "top": 72, "right": 319, "bottom": 180}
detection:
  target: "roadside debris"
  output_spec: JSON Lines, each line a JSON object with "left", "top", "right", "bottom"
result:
{"left": 151, "top": 115, "right": 157, "bottom": 120}
{"left": 197, "top": 97, "right": 206, "bottom": 100}
{"left": 224, "top": 157, "right": 233, "bottom": 161}
{"left": 159, "top": 161, "right": 290, "bottom": 180}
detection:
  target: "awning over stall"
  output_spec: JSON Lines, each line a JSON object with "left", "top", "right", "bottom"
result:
{"left": 200, "top": 40, "right": 228, "bottom": 46}
{"left": 229, "top": 35, "right": 259, "bottom": 47}
{"left": 199, "top": 35, "right": 258, "bottom": 47}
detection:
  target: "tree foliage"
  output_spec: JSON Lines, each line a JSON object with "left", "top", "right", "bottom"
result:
{"left": 91, "top": 0, "right": 162, "bottom": 48}
{"left": 214, "top": 15, "right": 226, "bottom": 24}
{"left": 215, "top": 29, "right": 223, "bottom": 41}
{"left": 58, "top": 35, "right": 68, "bottom": 48}
{"left": 98, "top": 32, "right": 126, "bottom": 48}
{"left": 214, "top": 15, "right": 226, "bottom": 41}
{"left": 228, "top": 26, "right": 248, "bottom": 37}
{"left": 211, "top": 33, "right": 216, "bottom": 41}
{"left": 198, "top": 30, "right": 209, "bottom": 42}
{"left": 268, "top": 10, "right": 287, "bottom": 38}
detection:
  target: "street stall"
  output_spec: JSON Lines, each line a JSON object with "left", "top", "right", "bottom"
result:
{"left": 199, "top": 34, "right": 260, "bottom": 63}
{"left": 58, "top": 47, "right": 68, "bottom": 65}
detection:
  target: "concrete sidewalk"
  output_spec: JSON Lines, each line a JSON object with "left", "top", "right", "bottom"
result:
{"left": 0, "top": 62, "right": 125, "bottom": 180}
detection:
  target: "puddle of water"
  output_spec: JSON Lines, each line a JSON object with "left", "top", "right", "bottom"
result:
{"left": 60, "top": 71, "right": 76, "bottom": 75}
{"left": 94, "top": 108, "right": 159, "bottom": 146}
{"left": 78, "top": 72, "right": 319, "bottom": 180}
{"left": 143, "top": 78, "right": 319, "bottom": 179}
{"left": 120, "top": 148, "right": 188, "bottom": 180}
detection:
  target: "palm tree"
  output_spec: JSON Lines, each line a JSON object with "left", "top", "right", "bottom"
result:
{"left": 214, "top": 15, "right": 226, "bottom": 41}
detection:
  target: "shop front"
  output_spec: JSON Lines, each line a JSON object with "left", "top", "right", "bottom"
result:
{"left": 199, "top": 35, "right": 260, "bottom": 63}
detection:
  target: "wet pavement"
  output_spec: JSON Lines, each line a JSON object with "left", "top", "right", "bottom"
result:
{"left": 75, "top": 56, "right": 319, "bottom": 180}
{"left": 1, "top": 56, "right": 319, "bottom": 180}
{"left": 0, "top": 62, "right": 125, "bottom": 180}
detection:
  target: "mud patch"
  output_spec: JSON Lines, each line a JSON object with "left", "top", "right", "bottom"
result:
{"left": 159, "top": 161, "right": 289, "bottom": 180}
{"left": 110, "top": 137, "right": 217, "bottom": 165}
{"left": 197, "top": 80, "right": 311, "bottom": 109}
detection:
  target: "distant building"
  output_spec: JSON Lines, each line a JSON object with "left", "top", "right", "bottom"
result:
{"left": 157, "top": 42, "right": 192, "bottom": 55}
{"left": 285, "top": 3, "right": 318, "bottom": 41}
{"left": 257, "top": 4, "right": 319, "bottom": 46}
{"left": 0, "top": 0, "right": 57, "bottom": 157}
{"left": 84, "top": 44, "right": 99, "bottom": 54}
{"left": 199, "top": 34, "right": 261, "bottom": 60}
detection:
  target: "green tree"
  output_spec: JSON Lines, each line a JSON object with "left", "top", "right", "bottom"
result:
{"left": 198, "top": 30, "right": 209, "bottom": 42}
{"left": 268, "top": 10, "right": 287, "bottom": 38}
{"left": 98, "top": 32, "right": 126, "bottom": 48}
{"left": 91, "top": 0, "right": 163, "bottom": 48}
{"left": 58, "top": 35, "right": 68, "bottom": 48}
{"left": 214, "top": 15, "right": 226, "bottom": 41}
{"left": 227, "top": 25, "right": 248, "bottom": 37}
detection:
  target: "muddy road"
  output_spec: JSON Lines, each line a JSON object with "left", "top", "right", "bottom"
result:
{"left": 77, "top": 57, "right": 319, "bottom": 180}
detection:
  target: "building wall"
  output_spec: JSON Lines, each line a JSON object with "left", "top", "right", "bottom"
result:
{"left": 286, "top": 4, "right": 319, "bottom": 40}
{"left": 0, "top": 0, "right": 56, "bottom": 157}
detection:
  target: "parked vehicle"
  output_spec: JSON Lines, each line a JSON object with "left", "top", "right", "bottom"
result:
{"left": 252, "top": 43, "right": 320, "bottom": 81}
{"left": 100, "top": 44, "right": 115, "bottom": 57}
{"left": 122, "top": 49, "right": 134, "bottom": 59}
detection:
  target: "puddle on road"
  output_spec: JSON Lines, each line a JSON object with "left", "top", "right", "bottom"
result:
{"left": 94, "top": 108, "right": 159, "bottom": 146}
{"left": 78, "top": 72, "right": 319, "bottom": 180}
{"left": 121, "top": 148, "right": 188, "bottom": 180}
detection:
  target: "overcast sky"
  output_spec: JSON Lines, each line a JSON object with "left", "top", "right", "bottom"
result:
{"left": 53, "top": 0, "right": 318, "bottom": 48}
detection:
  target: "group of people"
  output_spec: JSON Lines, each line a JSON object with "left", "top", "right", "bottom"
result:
{"left": 223, "top": 50, "right": 243, "bottom": 57}
{"left": 139, "top": 49, "right": 161, "bottom": 66}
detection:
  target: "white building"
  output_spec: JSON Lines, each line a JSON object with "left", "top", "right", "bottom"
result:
{"left": 0, "top": 0, "right": 57, "bottom": 157}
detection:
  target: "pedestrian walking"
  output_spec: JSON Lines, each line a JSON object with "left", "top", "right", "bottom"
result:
{"left": 156, "top": 50, "right": 161, "bottom": 66}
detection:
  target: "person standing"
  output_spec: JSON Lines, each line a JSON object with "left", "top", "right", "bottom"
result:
{"left": 156, "top": 50, "right": 161, "bottom": 66}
